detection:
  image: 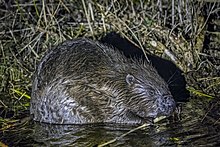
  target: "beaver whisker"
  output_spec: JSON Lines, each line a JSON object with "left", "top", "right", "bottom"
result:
{"left": 166, "top": 70, "right": 179, "bottom": 85}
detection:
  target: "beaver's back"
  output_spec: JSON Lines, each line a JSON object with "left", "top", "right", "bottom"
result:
{"left": 31, "top": 38, "right": 175, "bottom": 124}
{"left": 36, "top": 39, "right": 131, "bottom": 85}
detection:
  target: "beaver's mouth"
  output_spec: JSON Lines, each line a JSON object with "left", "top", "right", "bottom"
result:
{"left": 136, "top": 101, "right": 176, "bottom": 121}
{"left": 135, "top": 109, "right": 158, "bottom": 120}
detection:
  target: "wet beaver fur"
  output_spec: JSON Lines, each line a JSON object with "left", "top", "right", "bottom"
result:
{"left": 30, "top": 38, "right": 176, "bottom": 124}
{"left": 100, "top": 32, "right": 189, "bottom": 102}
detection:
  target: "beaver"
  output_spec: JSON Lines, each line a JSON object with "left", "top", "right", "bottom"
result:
{"left": 30, "top": 38, "right": 176, "bottom": 124}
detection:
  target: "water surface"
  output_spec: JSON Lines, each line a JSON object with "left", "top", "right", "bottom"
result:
{"left": 1, "top": 97, "right": 220, "bottom": 146}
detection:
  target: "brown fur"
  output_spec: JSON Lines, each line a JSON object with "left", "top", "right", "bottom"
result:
{"left": 30, "top": 38, "right": 175, "bottom": 124}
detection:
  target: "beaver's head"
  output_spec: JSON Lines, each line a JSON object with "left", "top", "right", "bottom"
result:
{"left": 124, "top": 72, "right": 176, "bottom": 120}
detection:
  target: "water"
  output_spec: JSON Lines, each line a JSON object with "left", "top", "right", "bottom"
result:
{"left": 1, "top": 97, "right": 220, "bottom": 146}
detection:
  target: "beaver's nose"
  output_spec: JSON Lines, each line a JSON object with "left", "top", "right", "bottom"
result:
{"left": 163, "top": 95, "right": 176, "bottom": 106}
{"left": 163, "top": 95, "right": 176, "bottom": 111}
{"left": 157, "top": 95, "right": 176, "bottom": 116}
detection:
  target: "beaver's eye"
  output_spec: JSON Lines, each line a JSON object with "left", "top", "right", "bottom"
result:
{"left": 148, "top": 88, "right": 156, "bottom": 96}
{"left": 126, "top": 74, "right": 135, "bottom": 85}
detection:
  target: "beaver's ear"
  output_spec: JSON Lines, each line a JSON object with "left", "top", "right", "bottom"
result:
{"left": 126, "top": 74, "right": 135, "bottom": 85}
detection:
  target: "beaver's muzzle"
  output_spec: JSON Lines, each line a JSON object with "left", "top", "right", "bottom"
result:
{"left": 156, "top": 95, "right": 176, "bottom": 116}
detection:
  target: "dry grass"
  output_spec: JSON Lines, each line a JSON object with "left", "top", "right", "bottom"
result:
{"left": 0, "top": 0, "right": 219, "bottom": 116}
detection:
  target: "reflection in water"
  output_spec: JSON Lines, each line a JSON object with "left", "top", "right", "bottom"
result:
{"left": 1, "top": 98, "right": 220, "bottom": 146}
{"left": 33, "top": 123, "right": 159, "bottom": 146}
